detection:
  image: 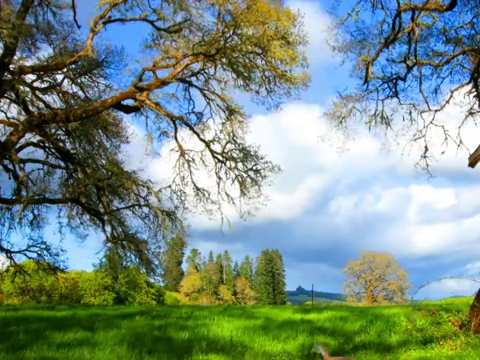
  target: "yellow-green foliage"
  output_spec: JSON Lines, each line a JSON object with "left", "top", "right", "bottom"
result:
{"left": 179, "top": 270, "right": 202, "bottom": 303}
{"left": 235, "top": 276, "right": 257, "bottom": 305}
{"left": 0, "top": 261, "right": 58, "bottom": 304}
{"left": 164, "top": 291, "right": 185, "bottom": 305}
{"left": 343, "top": 251, "right": 412, "bottom": 305}
{"left": 218, "top": 285, "right": 236, "bottom": 305}
{"left": 78, "top": 271, "right": 116, "bottom": 305}
{"left": 0, "top": 261, "right": 164, "bottom": 306}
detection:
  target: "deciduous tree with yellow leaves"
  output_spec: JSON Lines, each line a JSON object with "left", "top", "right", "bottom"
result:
{"left": 343, "top": 251, "right": 412, "bottom": 305}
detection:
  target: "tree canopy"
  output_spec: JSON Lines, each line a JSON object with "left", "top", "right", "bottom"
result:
{"left": 329, "top": 0, "right": 480, "bottom": 169}
{"left": 0, "top": 0, "right": 309, "bottom": 272}
{"left": 343, "top": 251, "right": 412, "bottom": 304}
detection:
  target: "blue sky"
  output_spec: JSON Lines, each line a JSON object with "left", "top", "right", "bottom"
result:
{"left": 48, "top": 0, "right": 480, "bottom": 299}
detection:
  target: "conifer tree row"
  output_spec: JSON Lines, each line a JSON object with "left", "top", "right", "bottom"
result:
{"left": 177, "top": 248, "right": 286, "bottom": 305}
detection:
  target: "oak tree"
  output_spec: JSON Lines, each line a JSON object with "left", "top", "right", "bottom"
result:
{"left": 0, "top": 0, "right": 309, "bottom": 272}
{"left": 343, "top": 251, "right": 412, "bottom": 304}
{"left": 329, "top": 0, "right": 480, "bottom": 169}
{"left": 217, "top": 284, "right": 236, "bottom": 304}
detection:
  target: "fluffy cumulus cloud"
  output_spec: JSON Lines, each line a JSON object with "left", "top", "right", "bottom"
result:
{"left": 287, "top": 0, "right": 335, "bottom": 65}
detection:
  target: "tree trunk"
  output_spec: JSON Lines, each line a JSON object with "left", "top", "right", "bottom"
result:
{"left": 468, "top": 288, "right": 480, "bottom": 334}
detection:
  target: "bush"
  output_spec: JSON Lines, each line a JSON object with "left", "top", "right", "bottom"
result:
{"left": 164, "top": 291, "right": 183, "bottom": 305}
{"left": 401, "top": 306, "right": 471, "bottom": 352}
{"left": 79, "top": 271, "right": 116, "bottom": 305}
{"left": 0, "top": 261, "right": 59, "bottom": 304}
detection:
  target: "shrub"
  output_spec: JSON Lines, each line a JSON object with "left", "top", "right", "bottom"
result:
{"left": 164, "top": 291, "right": 183, "bottom": 305}
{"left": 402, "top": 306, "right": 471, "bottom": 351}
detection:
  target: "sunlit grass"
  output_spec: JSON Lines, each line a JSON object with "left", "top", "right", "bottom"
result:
{"left": 0, "top": 298, "right": 479, "bottom": 359}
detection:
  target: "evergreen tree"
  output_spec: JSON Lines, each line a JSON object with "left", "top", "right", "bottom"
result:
{"left": 200, "top": 261, "right": 220, "bottom": 300}
{"left": 222, "top": 250, "right": 235, "bottom": 292}
{"left": 216, "top": 253, "right": 224, "bottom": 284}
{"left": 253, "top": 249, "right": 287, "bottom": 305}
{"left": 271, "top": 249, "right": 287, "bottom": 304}
{"left": 240, "top": 255, "right": 254, "bottom": 283}
{"left": 253, "top": 250, "right": 273, "bottom": 304}
{"left": 160, "top": 235, "right": 187, "bottom": 292}
{"left": 233, "top": 261, "right": 240, "bottom": 278}
{"left": 186, "top": 249, "right": 202, "bottom": 273}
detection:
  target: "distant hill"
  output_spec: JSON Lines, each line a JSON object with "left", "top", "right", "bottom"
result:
{"left": 287, "top": 286, "right": 346, "bottom": 304}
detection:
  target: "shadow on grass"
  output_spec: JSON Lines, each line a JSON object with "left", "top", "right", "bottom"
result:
{"left": 0, "top": 306, "right": 117, "bottom": 355}
{"left": 246, "top": 309, "right": 411, "bottom": 358}
{"left": 0, "top": 305, "right": 251, "bottom": 359}
{"left": 0, "top": 304, "right": 471, "bottom": 359}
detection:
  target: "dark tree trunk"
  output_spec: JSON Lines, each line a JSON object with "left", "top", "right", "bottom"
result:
{"left": 468, "top": 288, "right": 480, "bottom": 334}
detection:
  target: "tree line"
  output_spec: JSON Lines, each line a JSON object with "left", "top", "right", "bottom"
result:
{"left": 161, "top": 236, "right": 287, "bottom": 305}
{"left": 0, "top": 250, "right": 164, "bottom": 306}
{"left": 0, "top": 240, "right": 287, "bottom": 306}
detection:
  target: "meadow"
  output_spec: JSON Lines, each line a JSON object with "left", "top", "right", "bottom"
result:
{"left": 1, "top": 298, "right": 479, "bottom": 360}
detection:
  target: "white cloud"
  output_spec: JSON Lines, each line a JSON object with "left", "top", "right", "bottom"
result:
{"left": 0, "top": 255, "right": 8, "bottom": 270}
{"left": 416, "top": 279, "right": 478, "bottom": 300}
{"left": 123, "top": 104, "right": 335, "bottom": 230}
{"left": 316, "top": 181, "right": 480, "bottom": 263}
{"left": 464, "top": 261, "right": 480, "bottom": 276}
{"left": 129, "top": 96, "right": 479, "bottom": 235}
{"left": 413, "top": 261, "right": 480, "bottom": 299}
{"left": 287, "top": 0, "right": 335, "bottom": 65}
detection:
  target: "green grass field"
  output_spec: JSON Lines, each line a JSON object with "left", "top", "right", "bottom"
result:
{"left": 1, "top": 298, "right": 479, "bottom": 359}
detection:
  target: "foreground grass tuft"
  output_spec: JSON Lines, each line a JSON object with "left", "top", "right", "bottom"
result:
{"left": 0, "top": 298, "right": 479, "bottom": 359}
